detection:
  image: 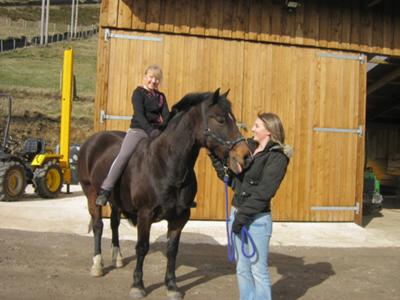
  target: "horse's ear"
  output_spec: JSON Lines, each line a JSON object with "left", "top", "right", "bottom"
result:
{"left": 212, "top": 88, "right": 221, "bottom": 104}
{"left": 221, "top": 89, "right": 230, "bottom": 98}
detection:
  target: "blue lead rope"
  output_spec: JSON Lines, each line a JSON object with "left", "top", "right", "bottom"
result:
{"left": 224, "top": 175, "right": 256, "bottom": 262}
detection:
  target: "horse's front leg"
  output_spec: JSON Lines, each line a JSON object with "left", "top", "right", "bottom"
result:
{"left": 165, "top": 209, "right": 190, "bottom": 300}
{"left": 129, "top": 212, "right": 152, "bottom": 299}
{"left": 110, "top": 205, "right": 124, "bottom": 268}
{"left": 90, "top": 202, "right": 104, "bottom": 277}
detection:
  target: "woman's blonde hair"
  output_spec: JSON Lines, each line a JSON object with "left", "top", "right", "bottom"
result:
{"left": 144, "top": 64, "right": 163, "bottom": 81}
{"left": 258, "top": 112, "right": 285, "bottom": 145}
{"left": 258, "top": 112, "right": 293, "bottom": 157}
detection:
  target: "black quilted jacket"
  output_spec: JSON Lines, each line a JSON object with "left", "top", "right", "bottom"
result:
{"left": 209, "top": 139, "right": 289, "bottom": 230}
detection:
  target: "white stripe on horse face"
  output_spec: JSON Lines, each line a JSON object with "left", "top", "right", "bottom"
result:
{"left": 228, "top": 113, "right": 234, "bottom": 121}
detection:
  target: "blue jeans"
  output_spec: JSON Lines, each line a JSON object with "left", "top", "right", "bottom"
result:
{"left": 230, "top": 207, "right": 273, "bottom": 300}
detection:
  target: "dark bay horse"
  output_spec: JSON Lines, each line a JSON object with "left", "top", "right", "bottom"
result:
{"left": 77, "top": 89, "right": 251, "bottom": 299}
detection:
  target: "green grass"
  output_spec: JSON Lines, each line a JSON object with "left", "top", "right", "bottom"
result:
{"left": 0, "top": 36, "right": 98, "bottom": 98}
{"left": 0, "top": 4, "right": 99, "bottom": 25}
{"left": 0, "top": 3, "right": 100, "bottom": 39}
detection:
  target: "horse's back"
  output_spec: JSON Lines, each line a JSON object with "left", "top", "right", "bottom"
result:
{"left": 78, "top": 131, "right": 125, "bottom": 188}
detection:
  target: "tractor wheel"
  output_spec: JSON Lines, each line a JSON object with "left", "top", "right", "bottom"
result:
{"left": 33, "top": 160, "right": 63, "bottom": 199}
{"left": 0, "top": 161, "right": 27, "bottom": 201}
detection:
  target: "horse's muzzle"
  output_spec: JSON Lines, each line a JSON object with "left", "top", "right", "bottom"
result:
{"left": 228, "top": 142, "right": 252, "bottom": 174}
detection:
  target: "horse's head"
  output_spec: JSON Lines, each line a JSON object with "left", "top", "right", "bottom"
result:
{"left": 201, "top": 89, "right": 252, "bottom": 174}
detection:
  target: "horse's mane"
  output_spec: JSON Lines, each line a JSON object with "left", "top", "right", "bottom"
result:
{"left": 161, "top": 91, "right": 232, "bottom": 129}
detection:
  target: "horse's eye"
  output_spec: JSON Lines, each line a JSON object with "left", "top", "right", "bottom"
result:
{"left": 216, "top": 116, "right": 225, "bottom": 124}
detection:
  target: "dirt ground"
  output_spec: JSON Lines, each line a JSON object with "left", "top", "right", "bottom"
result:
{"left": 0, "top": 228, "right": 398, "bottom": 300}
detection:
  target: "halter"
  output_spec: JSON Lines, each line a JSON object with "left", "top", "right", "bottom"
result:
{"left": 203, "top": 128, "right": 245, "bottom": 151}
{"left": 201, "top": 99, "right": 245, "bottom": 153}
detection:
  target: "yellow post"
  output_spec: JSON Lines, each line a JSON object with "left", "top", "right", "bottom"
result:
{"left": 59, "top": 48, "right": 73, "bottom": 184}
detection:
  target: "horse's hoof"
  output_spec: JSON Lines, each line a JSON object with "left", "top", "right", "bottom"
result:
{"left": 90, "top": 265, "right": 104, "bottom": 277}
{"left": 90, "top": 254, "right": 104, "bottom": 277}
{"left": 128, "top": 287, "right": 146, "bottom": 299}
{"left": 112, "top": 246, "right": 124, "bottom": 268}
{"left": 114, "top": 257, "right": 124, "bottom": 268}
{"left": 167, "top": 290, "right": 183, "bottom": 300}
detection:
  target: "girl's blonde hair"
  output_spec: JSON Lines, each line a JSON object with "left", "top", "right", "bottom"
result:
{"left": 144, "top": 64, "right": 163, "bottom": 81}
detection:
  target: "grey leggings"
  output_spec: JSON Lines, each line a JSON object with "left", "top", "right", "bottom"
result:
{"left": 101, "top": 128, "right": 147, "bottom": 191}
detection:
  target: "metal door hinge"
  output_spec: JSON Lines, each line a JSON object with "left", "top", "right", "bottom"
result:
{"left": 104, "top": 28, "right": 162, "bottom": 42}
{"left": 313, "top": 125, "right": 363, "bottom": 137}
{"left": 311, "top": 203, "right": 360, "bottom": 214}
{"left": 318, "top": 52, "right": 366, "bottom": 64}
{"left": 100, "top": 110, "right": 131, "bottom": 123}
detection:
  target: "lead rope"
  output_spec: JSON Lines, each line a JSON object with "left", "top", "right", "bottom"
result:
{"left": 224, "top": 172, "right": 256, "bottom": 262}
{"left": 224, "top": 173, "right": 236, "bottom": 262}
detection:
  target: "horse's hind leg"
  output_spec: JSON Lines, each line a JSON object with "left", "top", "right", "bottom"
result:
{"left": 129, "top": 211, "right": 152, "bottom": 299}
{"left": 110, "top": 205, "right": 123, "bottom": 268}
{"left": 165, "top": 209, "right": 190, "bottom": 300}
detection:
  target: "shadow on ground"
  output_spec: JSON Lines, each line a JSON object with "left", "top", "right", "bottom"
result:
{"left": 100, "top": 232, "right": 334, "bottom": 299}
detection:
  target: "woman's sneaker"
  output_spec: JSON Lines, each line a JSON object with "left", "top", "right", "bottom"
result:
{"left": 96, "top": 189, "right": 111, "bottom": 206}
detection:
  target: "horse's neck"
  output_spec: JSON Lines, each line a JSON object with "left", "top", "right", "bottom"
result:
{"left": 159, "top": 109, "right": 201, "bottom": 170}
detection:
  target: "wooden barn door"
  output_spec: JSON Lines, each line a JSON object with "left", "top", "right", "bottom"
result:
{"left": 241, "top": 44, "right": 366, "bottom": 223}
{"left": 97, "top": 30, "right": 246, "bottom": 220}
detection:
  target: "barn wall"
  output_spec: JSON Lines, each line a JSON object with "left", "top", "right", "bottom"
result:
{"left": 99, "top": 0, "right": 400, "bottom": 56}
{"left": 95, "top": 29, "right": 366, "bottom": 221}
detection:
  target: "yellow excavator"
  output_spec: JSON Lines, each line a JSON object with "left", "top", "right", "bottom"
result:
{"left": 0, "top": 48, "right": 75, "bottom": 201}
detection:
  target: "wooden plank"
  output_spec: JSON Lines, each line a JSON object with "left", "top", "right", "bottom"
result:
{"left": 382, "top": 0, "right": 394, "bottom": 54}
{"left": 204, "top": 0, "right": 222, "bottom": 37}
{"left": 99, "top": 0, "right": 110, "bottom": 28}
{"left": 350, "top": 0, "right": 361, "bottom": 49}
{"left": 355, "top": 54, "right": 367, "bottom": 224}
{"left": 94, "top": 28, "right": 110, "bottom": 132}
{"left": 327, "top": 0, "right": 343, "bottom": 50}
{"left": 189, "top": 0, "right": 206, "bottom": 36}
{"left": 159, "top": 0, "right": 175, "bottom": 32}
{"left": 340, "top": 1, "right": 352, "bottom": 50}
{"left": 247, "top": 0, "right": 261, "bottom": 41}
{"left": 371, "top": 1, "right": 384, "bottom": 53}
{"left": 317, "top": 1, "right": 330, "bottom": 48}
{"left": 270, "top": 1, "right": 282, "bottom": 42}
{"left": 259, "top": 0, "right": 272, "bottom": 42}
{"left": 221, "top": 0, "right": 234, "bottom": 38}
{"left": 359, "top": 5, "right": 373, "bottom": 53}
{"left": 280, "top": 5, "right": 295, "bottom": 45}
{"left": 292, "top": 2, "right": 305, "bottom": 45}
{"left": 302, "top": 0, "right": 318, "bottom": 46}
{"left": 107, "top": 0, "right": 119, "bottom": 28}
{"left": 146, "top": 0, "right": 161, "bottom": 32}
{"left": 232, "top": 0, "right": 249, "bottom": 40}
{"left": 131, "top": 0, "right": 147, "bottom": 30}
{"left": 117, "top": 0, "right": 133, "bottom": 29}
{"left": 173, "top": 0, "right": 190, "bottom": 34}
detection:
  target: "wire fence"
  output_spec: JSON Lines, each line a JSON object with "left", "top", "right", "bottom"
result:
{"left": 0, "top": 16, "right": 98, "bottom": 53}
{"left": 0, "top": 27, "right": 98, "bottom": 53}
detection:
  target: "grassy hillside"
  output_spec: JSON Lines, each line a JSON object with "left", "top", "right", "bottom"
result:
{"left": 0, "top": 37, "right": 98, "bottom": 146}
{"left": 0, "top": 37, "right": 97, "bottom": 97}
